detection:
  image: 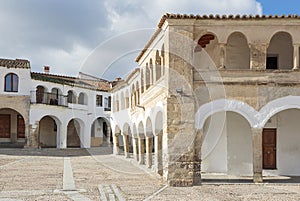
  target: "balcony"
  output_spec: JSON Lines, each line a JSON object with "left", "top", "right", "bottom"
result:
{"left": 30, "top": 91, "right": 68, "bottom": 107}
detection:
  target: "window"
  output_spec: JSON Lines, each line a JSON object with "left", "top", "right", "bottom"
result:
{"left": 96, "top": 95, "right": 103, "bottom": 107}
{"left": 104, "top": 96, "right": 111, "bottom": 111}
{"left": 5, "top": 73, "right": 18, "bottom": 92}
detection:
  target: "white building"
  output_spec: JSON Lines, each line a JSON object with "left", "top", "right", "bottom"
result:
{"left": 0, "top": 58, "right": 112, "bottom": 148}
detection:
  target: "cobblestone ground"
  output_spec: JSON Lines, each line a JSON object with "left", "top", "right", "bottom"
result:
{"left": 0, "top": 147, "right": 299, "bottom": 201}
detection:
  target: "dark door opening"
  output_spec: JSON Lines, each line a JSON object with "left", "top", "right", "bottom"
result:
{"left": 263, "top": 128, "right": 277, "bottom": 169}
{"left": 266, "top": 56, "right": 278, "bottom": 69}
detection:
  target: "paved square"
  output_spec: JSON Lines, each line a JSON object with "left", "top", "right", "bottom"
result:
{"left": 0, "top": 147, "right": 299, "bottom": 200}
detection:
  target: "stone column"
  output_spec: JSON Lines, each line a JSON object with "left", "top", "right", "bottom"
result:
{"left": 219, "top": 43, "right": 226, "bottom": 68}
{"left": 252, "top": 128, "right": 263, "bottom": 183}
{"left": 106, "top": 126, "right": 111, "bottom": 144}
{"left": 146, "top": 137, "right": 153, "bottom": 168}
{"left": 293, "top": 44, "right": 299, "bottom": 70}
{"left": 155, "top": 132, "right": 163, "bottom": 175}
{"left": 123, "top": 134, "right": 130, "bottom": 158}
{"left": 138, "top": 137, "right": 145, "bottom": 165}
{"left": 132, "top": 137, "right": 139, "bottom": 161}
{"left": 58, "top": 124, "right": 67, "bottom": 149}
{"left": 113, "top": 134, "right": 120, "bottom": 155}
{"left": 250, "top": 43, "right": 267, "bottom": 70}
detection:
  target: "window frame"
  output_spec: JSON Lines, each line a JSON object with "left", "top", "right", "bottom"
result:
{"left": 96, "top": 95, "right": 103, "bottom": 107}
{"left": 4, "top": 73, "right": 19, "bottom": 92}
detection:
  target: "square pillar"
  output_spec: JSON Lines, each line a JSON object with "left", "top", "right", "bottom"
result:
{"left": 138, "top": 137, "right": 145, "bottom": 165}
{"left": 58, "top": 124, "right": 67, "bottom": 149}
{"left": 132, "top": 137, "right": 139, "bottom": 161}
{"left": 155, "top": 132, "right": 163, "bottom": 175}
{"left": 123, "top": 134, "right": 130, "bottom": 158}
{"left": 252, "top": 128, "right": 263, "bottom": 183}
{"left": 219, "top": 43, "right": 226, "bottom": 68}
{"left": 293, "top": 45, "right": 299, "bottom": 70}
{"left": 250, "top": 44, "right": 267, "bottom": 70}
{"left": 146, "top": 137, "right": 153, "bottom": 168}
{"left": 113, "top": 134, "right": 120, "bottom": 155}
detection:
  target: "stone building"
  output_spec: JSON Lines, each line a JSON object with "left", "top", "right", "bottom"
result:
{"left": 110, "top": 14, "right": 300, "bottom": 186}
{"left": 0, "top": 59, "right": 112, "bottom": 148}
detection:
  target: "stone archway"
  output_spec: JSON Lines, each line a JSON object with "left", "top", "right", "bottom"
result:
{"left": 67, "top": 119, "right": 82, "bottom": 148}
{"left": 0, "top": 108, "right": 26, "bottom": 147}
{"left": 39, "top": 115, "right": 61, "bottom": 148}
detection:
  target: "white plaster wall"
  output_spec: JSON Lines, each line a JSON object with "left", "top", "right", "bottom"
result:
{"left": 227, "top": 112, "right": 253, "bottom": 176}
{"left": 226, "top": 33, "right": 250, "bottom": 69}
{"left": 201, "top": 112, "right": 227, "bottom": 173}
{"left": 276, "top": 109, "right": 300, "bottom": 175}
{"left": 0, "top": 68, "right": 31, "bottom": 96}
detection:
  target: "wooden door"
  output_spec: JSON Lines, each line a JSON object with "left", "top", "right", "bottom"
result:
{"left": 0, "top": 115, "right": 10, "bottom": 138}
{"left": 17, "top": 115, "right": 25, "bottom": 138}
{"left": 263, "top": 128, "right": 277, "bottom": 169}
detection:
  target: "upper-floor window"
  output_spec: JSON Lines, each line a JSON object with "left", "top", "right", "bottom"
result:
{"left": 5, "top": 73, "right": 19, "bottom": 92}
{"left": 96, "top": 95, "right": 103, "bottom": 107}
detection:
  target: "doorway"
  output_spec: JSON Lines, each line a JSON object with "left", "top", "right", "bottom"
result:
{"left": 263, "top": 128, "right": 277, "bottom": 169}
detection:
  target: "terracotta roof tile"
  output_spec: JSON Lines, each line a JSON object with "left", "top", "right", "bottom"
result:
{"left": 0, "top": 58, "right": 30, "bottom": 69}
{"left": 31, "top": 72, "right": 111, "bottom": 92}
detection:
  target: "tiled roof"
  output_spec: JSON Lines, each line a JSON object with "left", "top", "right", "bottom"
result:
{"left": 0, "top": 58, "right": 30, "bottom": 68}
{"left": 135, "top": 13, "right": 300, "bottom": 62}
{"left": 31, "top": 72, "right": 111, "bottom": 92}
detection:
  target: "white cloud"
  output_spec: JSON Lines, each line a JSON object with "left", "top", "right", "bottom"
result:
{"left": 0, "top": 0, "right": 262, "bottom": 80}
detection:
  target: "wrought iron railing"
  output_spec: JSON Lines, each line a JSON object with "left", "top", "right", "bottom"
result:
{"left": 30, "top": 91, "right": 68, "bottom": 107}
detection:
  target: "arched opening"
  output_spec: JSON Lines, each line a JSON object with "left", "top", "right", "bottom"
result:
{"left": 67, "top": 90, "right": 76, "bottom": 104}
{"left": 263, "top": 109, "right": 300, "bottom": 176}
{"left": 39, "top": 116, "right": 60, "bottom": 148}
{"left": 120, "top": 92, "right": 125, "bottom": 110}
{"left": 0, "top": 108, "right": 26, "bottom": 147}
{"left": 91, "top": 117, "right": 112, "bottom": 147}
{"left": 141, "top": 69, "right": 145, "bottom": 94}
{"left": 4, "top": 73, "right": 19, "bottom": 92}
{"left": 115, "top": 94, "right": 120, "bottom": 112}
{"left": 125, "top": 90, "right": 129, "bottom": 109}
{"left": 123, "top": 123, "right": 133, "bottom": 158}
{"left": 36, "top": 85, "right": 47, "bottom": 104}
{"left": 131, "top": 85, "right": 135, "bottom": 108}
{"left": 146, "top": 63, "right": 150, "bottom": 89}
{"left": 154, "top": 111, "right": 163, "bottom": 175}
{"left": 155, "top": 50, "right": 162, "bottom": 81}
{"left": 267, "top": 32, "right": 293, "bottom": 70}
{"left": 78, "top": 92, "right": 88, "bottom": 105}
{"left": 161, "top": 44, "right": 165, "bottom": 75}
{"left": 195, "top": 34, "right": 221, "bottom": 68}
{"left": 226, "top": 32, "right": 250, "bottom": 69}
{"left": 50, "top": 88, "right": 62, "bottom": 105}
{"left": 201, "top": 111, "right": 253, "bottom": 177}
{"left": 150, "top": 59, "right": 154, "bottom": 84}
{"left": 136, "top": 82, "right": 140, "bottom": 105}
{"left": 67, "top": 119, "right": 82, "bottom": 148}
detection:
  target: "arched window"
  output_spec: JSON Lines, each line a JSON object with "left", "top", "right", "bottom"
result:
{"left": 5, "top": 73, "right": 19, "bottom": 92}
{"left": 67, "top": 90, "right": 76, "bottom": 104}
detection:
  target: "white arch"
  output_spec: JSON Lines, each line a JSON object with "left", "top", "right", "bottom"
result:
{"left": 259, "top": 96, "right": 300, "bottom": 128}
{"left": 195, "top": 99, "right": 258, "bottom": 129}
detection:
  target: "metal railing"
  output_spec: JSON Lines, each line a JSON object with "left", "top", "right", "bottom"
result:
{"left": 30, "top": 91, "right": 68, "bottom": 107}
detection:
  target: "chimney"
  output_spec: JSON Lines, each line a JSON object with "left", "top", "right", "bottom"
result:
{"left": 44, "top": 66, "right": 50, "bottom": 74}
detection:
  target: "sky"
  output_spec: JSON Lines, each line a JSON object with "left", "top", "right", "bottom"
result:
{"left": 0, "top": 0, "right": 299, "bottom": 81}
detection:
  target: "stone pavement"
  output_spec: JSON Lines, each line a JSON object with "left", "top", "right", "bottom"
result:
{"left": 0, "top": 147, "right": 299, "bottom": 201}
